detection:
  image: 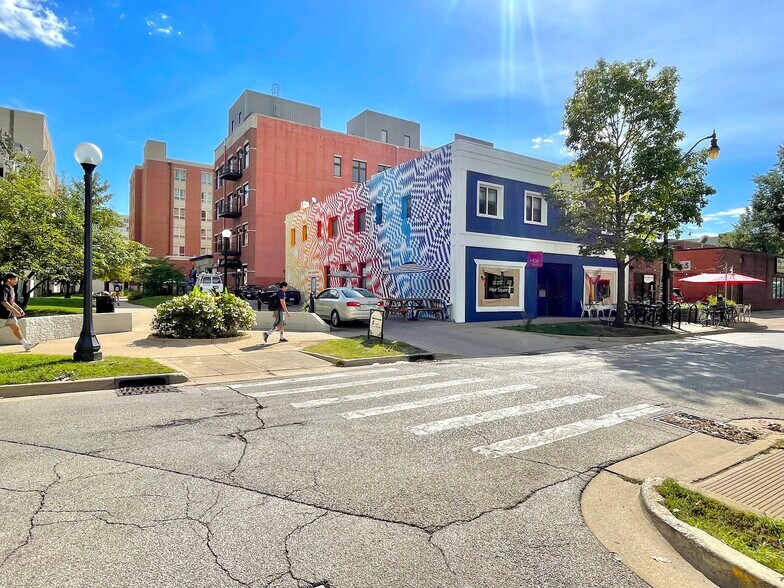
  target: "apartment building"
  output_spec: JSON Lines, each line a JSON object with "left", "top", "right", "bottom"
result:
{"left": 129, "top": 140, "right": 214, "bottom": 270}
{"left": 0, "top": 106, "right": 57, "bottom": 193}
{"left": 212, "top": 90, "right": 423, "bottom": 288}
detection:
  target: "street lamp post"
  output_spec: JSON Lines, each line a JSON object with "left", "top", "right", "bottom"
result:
{"left": 221, "top": 228, "right": 232, "bottom": 289}
{"left": 662, "top": 131, "right": 720, "bottom": 315}
{"left": 73, "top": 143, "right": 103, "bottom": 362}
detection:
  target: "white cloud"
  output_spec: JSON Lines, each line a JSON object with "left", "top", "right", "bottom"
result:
{"left": 531, "top": 136, "right": 554, "bottom": 149}
{"left": 0, "top": 0, "right": 72, "bottom": 47}
{"left": 145, "top": 12, "right": 180, "bottom": 36}
{"left": 701, "top": 207, "right": 746, "bottom": 222}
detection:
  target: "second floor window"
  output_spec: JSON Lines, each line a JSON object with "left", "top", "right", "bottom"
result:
{"left": 525, "top": 191, "right": 545, "bottom": 225}
{"left": 402, "top": 196, "right": 411, "bottom": 220}
{"left": 375, "top": 203, "right": 383, "bottom": 224}
{"left": 333, "top": 155, "right": 342, "bottom": 177}
{"left": 174, "top": 188, "right": 186, "bottom": 201}
{"left": 352, "top": 160, "right": 367, "bottom": 183}
{"left": 377, "top": 164, "right": 390, "bottom": 174}
{"left": 317, "top": 220, "right": 323, "bottom": 238}
{"left": 328, "top": 216, "right": 338, "bottom": 238}
{"left": 302, "top": 225, "right": 308, "bottom": 241}
{"left": 478, "top": 183, "right": 502, "bottom": 218}
{"left": 290, "top": 228, "right": 296, "bottom": 246}
{"left": 354, "top": 209, "right": 366, "bottom": 233}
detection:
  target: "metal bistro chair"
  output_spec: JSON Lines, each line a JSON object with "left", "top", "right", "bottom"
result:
{"left": 580, "top": 301, "right": 596, "bottom": 318}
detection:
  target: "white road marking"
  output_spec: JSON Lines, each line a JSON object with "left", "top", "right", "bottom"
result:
{"left": 247, "top": 373, "right": 439, "bottom": 398}
{"left": 472, "top": 404, "right": 663, "bottom": 458}
{"left": 341, "top": 384, "right": 537, "bottom": 419}
{"left": 206, "top": 367, "right": 401, "bottom": 390}
{"left": 757, "top": 392, "right": 784, "bottom": 399}
{"left": 291, "top": 378, "right": 487, "bottom": 408}
{"left": 410, "top": 393, "right": 604, "bottom": 436}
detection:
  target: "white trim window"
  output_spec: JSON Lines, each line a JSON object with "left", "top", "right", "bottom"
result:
{"left": 201, "top": 172, "right": 212, "bottom": 185}
{"left": 524, "top": 190, "right": 547, "bottom": 225}
{"left": 174, "top": 169, "right": 186, "bottom": 182}
{"left": 174, "top": 207, "right": 186, "bottom": 220}
{"left": 477, "top": 182, "right": 503, "bottom": 219}
{"left": 174, "top": 188, "right": 186, "bottom": 201}
{"left": 474, "top": 259, "right": 526, "bottom": 313}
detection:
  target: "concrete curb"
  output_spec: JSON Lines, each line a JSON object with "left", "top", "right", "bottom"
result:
{"left": 640, "top": 478, "right": 784, "bottom": 588}
{"left": 301, "top": 350, "right": 435, "bottom": 367}
{"left": 0, "top": 372, "right": 188, "bottom": 399}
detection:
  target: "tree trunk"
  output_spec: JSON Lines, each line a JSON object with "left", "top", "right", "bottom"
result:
{"left": 20, "top": 278, "right": 45, "bottom": 309}
{"left": 614, "top": 257, "right": 627, "bottom": 327}
{"left": 64, "top": 281, "right": 71, "bottom": 298}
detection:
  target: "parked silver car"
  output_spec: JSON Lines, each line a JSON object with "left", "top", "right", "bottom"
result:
{"left": 313, "top": 288, "right": 383, "bottom": 327}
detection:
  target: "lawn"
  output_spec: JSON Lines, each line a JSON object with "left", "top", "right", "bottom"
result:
{"left": 305, "top": 336, "right": 425, "bottom": 360}
{"left": 0, "top": 354, "right": 176, "bottom": 386}
{"left": 128, "top": 295, "right": 175, "bottom": 308}
{"left": 25, "top": 296, "right": 86, "bottom": 316}
{"left": 658, "top": 478, "right": 784, "bottom": 574}
{"left": 500, "top": 321, "right": 674, "bottom": 338}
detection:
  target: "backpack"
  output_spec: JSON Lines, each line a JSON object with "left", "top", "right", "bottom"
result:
{"left": 267, "top": 295, "right": 279, "bottom": 311}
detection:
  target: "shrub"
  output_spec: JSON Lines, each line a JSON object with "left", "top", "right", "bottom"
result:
{"left": 127, "top": 290, "right": 144, "bottom": 302}
{"left": 151, "top": 289, "right": 256, "bottom": 339}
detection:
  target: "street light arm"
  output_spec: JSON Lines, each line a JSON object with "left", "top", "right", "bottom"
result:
{"left": 683, "top": 130, "right": 718, "bottom": 158}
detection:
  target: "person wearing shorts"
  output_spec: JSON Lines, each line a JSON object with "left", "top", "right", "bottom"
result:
{"left": 1, "top": 273, "right": 38, "bottom": 351}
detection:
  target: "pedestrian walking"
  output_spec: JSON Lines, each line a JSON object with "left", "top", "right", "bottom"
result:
{"left": 1, "top": 273, "right": 38, "bottom": 351}
{"left": 263, "top": 282, "right": 291, "bottom": 344}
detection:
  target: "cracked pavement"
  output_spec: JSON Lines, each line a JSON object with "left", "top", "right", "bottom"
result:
{"left": 1, "top": 324, "right": 783, "bottom": 587}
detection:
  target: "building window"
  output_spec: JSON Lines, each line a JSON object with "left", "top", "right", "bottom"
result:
{"left": 375, "top": 203, "right": 383, "bottom": 224}
{"left": 174, "top": 226, "right": 185, "bottom": 239}
{"left": 290, "top": 228, "right": 296, "bottom": 246}
{"left": 242, "top": 224, "right": 249, "bottom": 246}
{"left": 477, "top": 182, "right": 503, "bottom": 219}
{"left": 302, "top": 225, "right": 308, "bottom": 241}
{"left": 354, "top": 209, "right": 366, "bottom": 233}
{"left": 178, "top": 246, "right": 185, "bottom": 256}
{"left": 201, "top": 191, "right": 210, "bottom": 203}
{"left": 475, "top": 260, "right": 526, "bottom": 312}
{"left": 328, "top": 216, "right": 338, "bottom": 238}
{"left": 773, "top": 277, "right": 784, "bottom": 300}
{"left": 201, "top": 172, "right": 212, "bottom": 184}
{"left": 317, "top": 220, "right": 323, "bottom": 238}
{"left": 174, "top": 188, "right": 186, "bottom": 201}
{"left": 231, "top": 120, "right": 235, "bottom": 132}
{"left": 174, "top": 207, "right": 185, "bottom": 219}
{"left": 242, "top": 183, "right": 249, "bottom": 207}
{"left": 333, "top": 155, "right": 342, "bottom": 178}
{"left": 524, "top": 190, "right": 546, "bottom": 225}
{"left": 403, "top": 135, "right": 411, "bottom": 148}
{"left": 377, "top": 164, "right": 390, "bottom": 174}
{"left": 201, "top": 210, "right": 209, "bottom": 222}
{"left": 236, "top": 149, "right": 243, "bottom": 171}
{"left": 217, "top": 165, "right": 224, "bottom": 187}
{"left": 381, "top": 129, "right": 388, "bottom": 143}
{"left": 402, "top": 196, "right": 411, "bottom": 220}
{"left": 352, "top": 160, "right": 367, "bottom": 183}
{"left": 200, "top": 228, "right": 207, "bottom": 238}
{"left": 201, "top": 247, "right": 208, "bottom": 255}
{"left": 359, "top": 262, "right": 366, "bottom": 288}
{"left": 174, "top": 169, "right": 186, "bottom": 182}
{"left": 243, "top": 143, "right": 250, "bottom": 169}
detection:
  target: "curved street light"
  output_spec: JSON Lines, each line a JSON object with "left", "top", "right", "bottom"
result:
{"left": 73, "top": 142, "right": 103, "bottom": 362}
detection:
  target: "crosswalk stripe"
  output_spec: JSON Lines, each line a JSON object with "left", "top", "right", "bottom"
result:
{"left": 206, "top": 367, "right": 401, "bottom": 390}
{"left": 340, "top": 384, "right": 537, "bottom": 419}
{"left": 247, "top": 373, "right": 440, "bottom": 398}
{"left": 472, "top": 404, "right": 662, "bottom": 458}
{"left": 410, "top": 393, "right": 604, "bottom": 436}
{"left": 291, "top": 378, "right": 487, "bottom": 408}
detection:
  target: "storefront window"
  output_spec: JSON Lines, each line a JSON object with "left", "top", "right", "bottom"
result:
{"left": 584, "top": 267, "right": 617, "bottom": 304}
{"left": 476, "top": 261, "right": 525, "bottom": 310}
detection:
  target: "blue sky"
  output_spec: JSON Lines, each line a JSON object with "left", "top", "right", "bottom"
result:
{"left": 2, "top": 0, "right": 782, "bottom": 238}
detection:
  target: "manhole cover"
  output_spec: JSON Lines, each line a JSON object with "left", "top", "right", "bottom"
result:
{"left": 116, "top": 385, "right": 179, "bottom": 397}
{"left": 654, "top": 411, "right": 759, "bottom": 444}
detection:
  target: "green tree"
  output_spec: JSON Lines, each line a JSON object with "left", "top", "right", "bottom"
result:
{"left": 133, "top": 257, "right": 185, "bottom": 295}
{"left": 548, "top": 59, "right": 715, "bottom": 326}
{"left": 720, "top": 146, "right": 784, "bottom": 253}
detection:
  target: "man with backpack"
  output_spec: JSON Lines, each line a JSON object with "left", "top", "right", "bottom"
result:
{"left": 1, "top": 273, "right": 38, "bottom": 351}
{"left": 263, "top": 282, "right": 291, "bottom": 343}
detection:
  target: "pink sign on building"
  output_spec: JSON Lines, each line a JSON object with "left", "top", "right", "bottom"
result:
{"left": 529, "top": 251, "right": 543, "bottom": 268}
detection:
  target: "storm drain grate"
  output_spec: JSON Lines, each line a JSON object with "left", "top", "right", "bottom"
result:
{"left": 116, "top": 385, "right": 180, "bottom": 397}
{"left": 654, "top": 411, "right": 759, "bottom": 444}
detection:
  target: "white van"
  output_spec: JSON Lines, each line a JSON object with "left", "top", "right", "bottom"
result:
{"left": 195, "top": 273, "right": 224, "bottom": 293}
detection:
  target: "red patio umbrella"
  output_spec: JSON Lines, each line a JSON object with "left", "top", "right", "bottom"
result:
{"left": 679, "top": 272, "right": 765, "bottom": 299}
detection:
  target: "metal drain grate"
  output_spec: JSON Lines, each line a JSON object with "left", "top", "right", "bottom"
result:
{"left": 116, "top": 385, "right": 180, "bottom": 397}
{"left": 654, "top": 411, "right": 759, "bottom": 444}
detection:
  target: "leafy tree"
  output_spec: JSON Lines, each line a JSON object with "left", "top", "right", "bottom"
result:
{"left": 720, "top": 146, "right": 784, "bottom": 253}
{"left": 133, "top": 257, "right": 185, "bottom": 295}
{"left": 548, "top": 58, "right": 715, "bottom": 326}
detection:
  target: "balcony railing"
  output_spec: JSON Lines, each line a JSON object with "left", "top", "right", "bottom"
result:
{"left": 216, "top": 239, "right": 241, "bottom": 257}
{"left": 216, "top": 199, "right": 242, "bottom": 219}
{"left": 218, "top": 163, "right": 242, "bottom": 181}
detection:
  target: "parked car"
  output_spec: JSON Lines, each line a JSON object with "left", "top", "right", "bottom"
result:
{"left": 195, "top": 273, "right": 224, "bottom": 293}
{"left": 244, "top": 284, "right": 302, "bottom": 306}
{"left": 313, "top": 287, "right": 383, "bottom": 326}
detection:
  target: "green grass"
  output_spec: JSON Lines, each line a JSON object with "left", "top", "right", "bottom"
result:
{"left": 0, "top": 354, "right": 176, "bottom": 385}
{"left": 25, "top": 296, "right": 86, "bottom": 316}
{"left": 500, "top": 321, "right": 674, "bottom": 338}
{"left": 305, "top": 336, "right": 425, "bottom": 360}
{"left": 128, "top": 295, "right": 175, "bottom": 308}
{"left": 658, "top": 478, "right": 784, "bottom": 573}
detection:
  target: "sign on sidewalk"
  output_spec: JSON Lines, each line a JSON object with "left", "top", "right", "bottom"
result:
{"left": 367, "top": 309, "right": 384, "bottom": 342}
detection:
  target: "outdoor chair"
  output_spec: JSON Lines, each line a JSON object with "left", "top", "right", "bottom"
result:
{"left": 580, "top": 302, "right": 596, "bottom": 318}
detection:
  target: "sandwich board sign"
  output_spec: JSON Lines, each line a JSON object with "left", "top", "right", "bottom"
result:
{"left": 368, "top": 309, "right": 384, "bottom": 342}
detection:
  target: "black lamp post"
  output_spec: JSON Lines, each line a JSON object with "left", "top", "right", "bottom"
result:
{"left": 221, "top": 228, "right": 232, "bottom": 289}
{"left": 662, "top": 130, "right": 720, "bottom": 312}
{"left": 73, "top": 142, "right": 103, "bottom": 362}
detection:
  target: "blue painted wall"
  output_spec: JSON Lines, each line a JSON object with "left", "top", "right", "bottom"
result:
{"left": 464, "top": 246, "right": 617, "bottom": 322}
{"left": 464, "top": 171, "right": 576, "bottom": 242}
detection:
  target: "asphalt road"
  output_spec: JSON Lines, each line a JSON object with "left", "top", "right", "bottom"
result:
{"left": 1, "top": 323, "right": 783, "bottom": 587}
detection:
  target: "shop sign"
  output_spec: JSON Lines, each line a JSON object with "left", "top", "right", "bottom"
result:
{"left": 643, "top": 274, "right": 655, "bottom": 284}
{"left": 680, "top": 260, "right": 692, "bottom": 271}
{"left": 367, "top": 309, "right": 384, "bottom": 342}
{"left": 529, "top": 252, "right": 543, "bottom": 268}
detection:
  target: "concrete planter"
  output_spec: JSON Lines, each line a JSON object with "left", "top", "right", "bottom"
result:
{"left": 0, "top": 312, "right": 133, "bottom": 346}
{"left": 253, "top": 311, "right": 330, "bottom": 332}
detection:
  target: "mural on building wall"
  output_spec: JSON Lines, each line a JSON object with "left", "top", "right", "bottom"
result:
{"left": 285, "top": 145, "right": 452, "bottom": 302}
